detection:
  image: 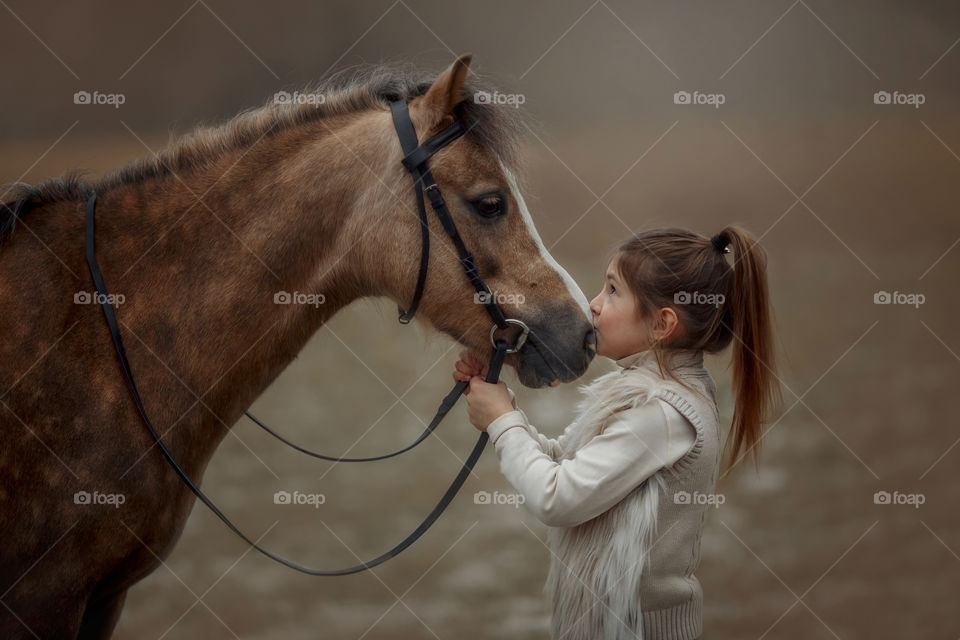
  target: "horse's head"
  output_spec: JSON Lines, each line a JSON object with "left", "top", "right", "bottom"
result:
{"left": 372, "top": 55, "right": 595, "bottom": 388}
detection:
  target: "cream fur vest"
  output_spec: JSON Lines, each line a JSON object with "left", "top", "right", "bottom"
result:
{"left": 544, "top": 348, "right": 720, "bottom": 640}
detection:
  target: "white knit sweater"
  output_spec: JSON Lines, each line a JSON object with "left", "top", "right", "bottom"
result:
{"left": 486, "top": 347, "right": 720, "bottom": 640}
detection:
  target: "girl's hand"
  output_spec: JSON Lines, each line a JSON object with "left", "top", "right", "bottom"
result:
{"left": 452, "top": 350, "right": 488, "bottom": 384}
{"left": 464, "top": 377, "right": 514, "bottom": 432}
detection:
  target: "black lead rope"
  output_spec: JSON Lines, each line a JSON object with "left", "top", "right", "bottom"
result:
{"left": 85, "top": 99, "right": 521, "bottom": 575}
{"left": 86, "top": 191, "right": 506, "bottom": 575}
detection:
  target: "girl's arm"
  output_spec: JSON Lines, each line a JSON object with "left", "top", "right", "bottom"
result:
{"left": 486, "top": 398, "right": 696, "bottom": 528}
{"left": 493, "top": 388, "right": 570, "bottom": 460}
{"left": 454, "top": 353, "right": 570, "bottom": 455}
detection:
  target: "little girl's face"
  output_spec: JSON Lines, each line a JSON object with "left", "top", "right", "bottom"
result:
{"left": 588, "top": 259, "right": 654, "bottom": 360}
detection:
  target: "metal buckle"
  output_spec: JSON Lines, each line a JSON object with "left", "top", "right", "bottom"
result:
{"left": 489, "top": 318, "right": 530, "bottom": 354}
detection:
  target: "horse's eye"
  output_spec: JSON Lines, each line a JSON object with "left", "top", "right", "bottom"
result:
{"left": 475, "top": 196, "right": 505, "bottom": 218}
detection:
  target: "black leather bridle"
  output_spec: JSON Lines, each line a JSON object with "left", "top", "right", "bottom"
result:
{"left": 84, "top": 98, "right": 529, "bottom": 575}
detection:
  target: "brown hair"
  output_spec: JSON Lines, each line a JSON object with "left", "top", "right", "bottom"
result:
{"left": 612, "top": 226, "right": 783, "bottom": 473}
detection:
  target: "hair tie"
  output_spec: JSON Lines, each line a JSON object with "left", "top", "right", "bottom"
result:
{"left": 710, "top": 234, "right": 730, "bottom": 254}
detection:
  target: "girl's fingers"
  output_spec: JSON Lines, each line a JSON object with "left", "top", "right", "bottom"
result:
{"left": 455, "top": 357, "right": 484, "bottom": 377}
{"left": 455, "top": 352, "right": 492, "bottom": 387}
{"left": 455, "top": 368, "right": 477, "bottom": 381}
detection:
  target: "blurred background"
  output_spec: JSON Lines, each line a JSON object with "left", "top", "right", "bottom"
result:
{"left": 2, "top": 1, "right": 959, "bottom": 638}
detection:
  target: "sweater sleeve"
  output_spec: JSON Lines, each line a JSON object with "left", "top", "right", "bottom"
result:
{"left": 489, "top": 388, "right": 569, "bottom": 460}
{"left": 486, "top": 397, "right": 697, "bottom": 528}
{"left": 488, "top": 408, "right": 570, "bottom": 461}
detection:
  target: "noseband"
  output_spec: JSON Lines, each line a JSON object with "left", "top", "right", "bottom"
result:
{"left": 84, "top": 98, "right": 528, "bottom": 575}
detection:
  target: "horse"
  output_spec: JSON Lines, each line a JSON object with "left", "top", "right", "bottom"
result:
{"left": 0, "top": 54, "right": 596, "bottom": 638}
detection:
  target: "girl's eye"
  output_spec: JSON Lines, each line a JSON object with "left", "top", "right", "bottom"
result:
{"left": 608, "top": 285, "right": 616, "bottom": 294}
{"left": 474, "top": 195, "right": 505, "bottom": 218}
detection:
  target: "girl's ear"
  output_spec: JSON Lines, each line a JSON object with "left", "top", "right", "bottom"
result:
{"left": 654, "top": 307, "right": 681, "bottom": 342}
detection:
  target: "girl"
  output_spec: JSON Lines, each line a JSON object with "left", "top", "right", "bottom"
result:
{"left": 454, "top": 226, "right": 783, "bottom": 640}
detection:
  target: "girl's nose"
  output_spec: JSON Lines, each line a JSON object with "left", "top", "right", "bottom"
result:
{"left": 589, "top": 295, "right": 601, "bottom": 318}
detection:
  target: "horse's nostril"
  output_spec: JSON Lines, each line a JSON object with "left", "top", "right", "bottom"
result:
{"left": 584, "top": 327, "right": 596, "bottom": 351}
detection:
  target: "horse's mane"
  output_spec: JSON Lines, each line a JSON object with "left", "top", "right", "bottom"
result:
{"left": 0, "top": 63, "right": 523, "bottom": 246}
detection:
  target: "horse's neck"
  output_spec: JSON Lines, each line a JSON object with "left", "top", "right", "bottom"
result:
{"left": 93, "top": 111, "right": 391, "bottom": 446}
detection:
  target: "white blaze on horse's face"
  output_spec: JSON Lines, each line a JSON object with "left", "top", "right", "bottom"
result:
{"left": 492, "top": 163, "right": 596, "bottom": 388}
{"left": 501, "top": 163, "right": 592, "bottom": 323}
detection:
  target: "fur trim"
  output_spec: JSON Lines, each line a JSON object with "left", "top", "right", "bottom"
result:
{"left": 544, "top": 367, "right": 672, "bottom": 640}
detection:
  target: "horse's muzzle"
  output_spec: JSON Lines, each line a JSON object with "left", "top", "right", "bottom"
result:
{"left": 512, "top": 315, "right": 595, "bottom": 388}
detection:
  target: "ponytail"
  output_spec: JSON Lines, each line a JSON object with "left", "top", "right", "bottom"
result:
{"left": 716, "top": 226, "right": 783, "bottom": 473}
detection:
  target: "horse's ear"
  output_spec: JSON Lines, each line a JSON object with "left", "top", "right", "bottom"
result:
{"left": 411, "top": 53, "right": 472, "bottom": 130}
